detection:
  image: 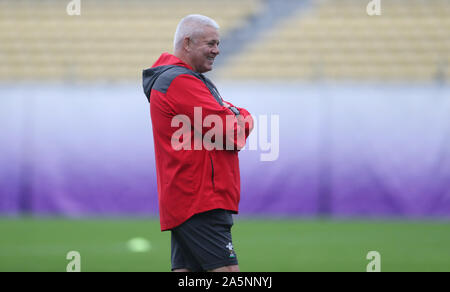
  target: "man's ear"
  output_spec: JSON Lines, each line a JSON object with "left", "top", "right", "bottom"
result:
{"left": 183, "top": 37, "right": 191, "bottom": 52}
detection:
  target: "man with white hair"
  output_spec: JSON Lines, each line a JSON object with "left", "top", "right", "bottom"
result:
{"left": 142, "top": 15, "right": 254, "bottom": 272}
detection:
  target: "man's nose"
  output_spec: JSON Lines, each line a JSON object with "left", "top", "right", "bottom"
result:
{"left": 212, "top": 44, "right": 220, "bottom": 55}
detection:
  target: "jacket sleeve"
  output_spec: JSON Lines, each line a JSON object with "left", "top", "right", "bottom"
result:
{"left": 167, "top": 74, "right": 253, "bottom": 151}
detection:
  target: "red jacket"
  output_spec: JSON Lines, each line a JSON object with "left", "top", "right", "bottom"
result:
{"left": 143, "top": 53, "right": 253, "bottom": 231}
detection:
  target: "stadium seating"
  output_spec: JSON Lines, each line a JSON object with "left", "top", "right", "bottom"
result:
{"left": 0, "top": 0, "right": 262, "bottom": 81}
{"left": 1, "top": 0, "right": 448, "bottom": 82}
{"left": 218, "top": 0, "right": 450, "bottom": 82}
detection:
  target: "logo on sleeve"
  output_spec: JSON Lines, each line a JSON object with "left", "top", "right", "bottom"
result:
{"left": 226, "top": 242, "right": 236, "bottom": 258}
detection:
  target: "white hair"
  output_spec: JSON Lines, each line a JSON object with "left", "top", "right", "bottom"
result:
{"left": 173, "top": 14, "right": 220, "bottom": 51}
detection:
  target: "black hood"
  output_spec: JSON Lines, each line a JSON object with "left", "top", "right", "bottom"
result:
{"left": 142, "top": 65, "right": 177, "bottom": 103}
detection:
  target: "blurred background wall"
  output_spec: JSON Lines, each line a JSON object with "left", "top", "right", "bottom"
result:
{"left": 1, "top": 0, "right": 449, "bottom": 218}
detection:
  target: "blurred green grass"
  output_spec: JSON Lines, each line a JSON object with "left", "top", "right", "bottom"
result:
{"left": 0, "top": 217, "right": 449, "bottom": 272}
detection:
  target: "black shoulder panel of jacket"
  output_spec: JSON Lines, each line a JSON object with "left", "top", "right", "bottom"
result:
{"left": 153, "top": 66, "right": 197, "bottom": 94}
{"left": 142, "top": 65, "right": 196, "bottom": 102}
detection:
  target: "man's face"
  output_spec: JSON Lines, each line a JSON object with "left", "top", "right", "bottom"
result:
{"left": 187, "top": 26, "right": 220, "bottom": 73}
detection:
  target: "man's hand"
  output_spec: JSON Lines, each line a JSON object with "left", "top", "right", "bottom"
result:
{"left": 222, "top": 101, "right": 232, "bottom": 108}
{"left": 223, "top": 101, "right": 240, "bottom": 116}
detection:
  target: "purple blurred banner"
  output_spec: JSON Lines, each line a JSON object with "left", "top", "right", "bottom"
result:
{"left": 1, "top": 83, "right": 449, "bottom": 218}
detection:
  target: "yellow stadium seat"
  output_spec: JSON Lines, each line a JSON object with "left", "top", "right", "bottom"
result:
{"left": 218, "top": 0, "right": 450, "bottom": 82}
